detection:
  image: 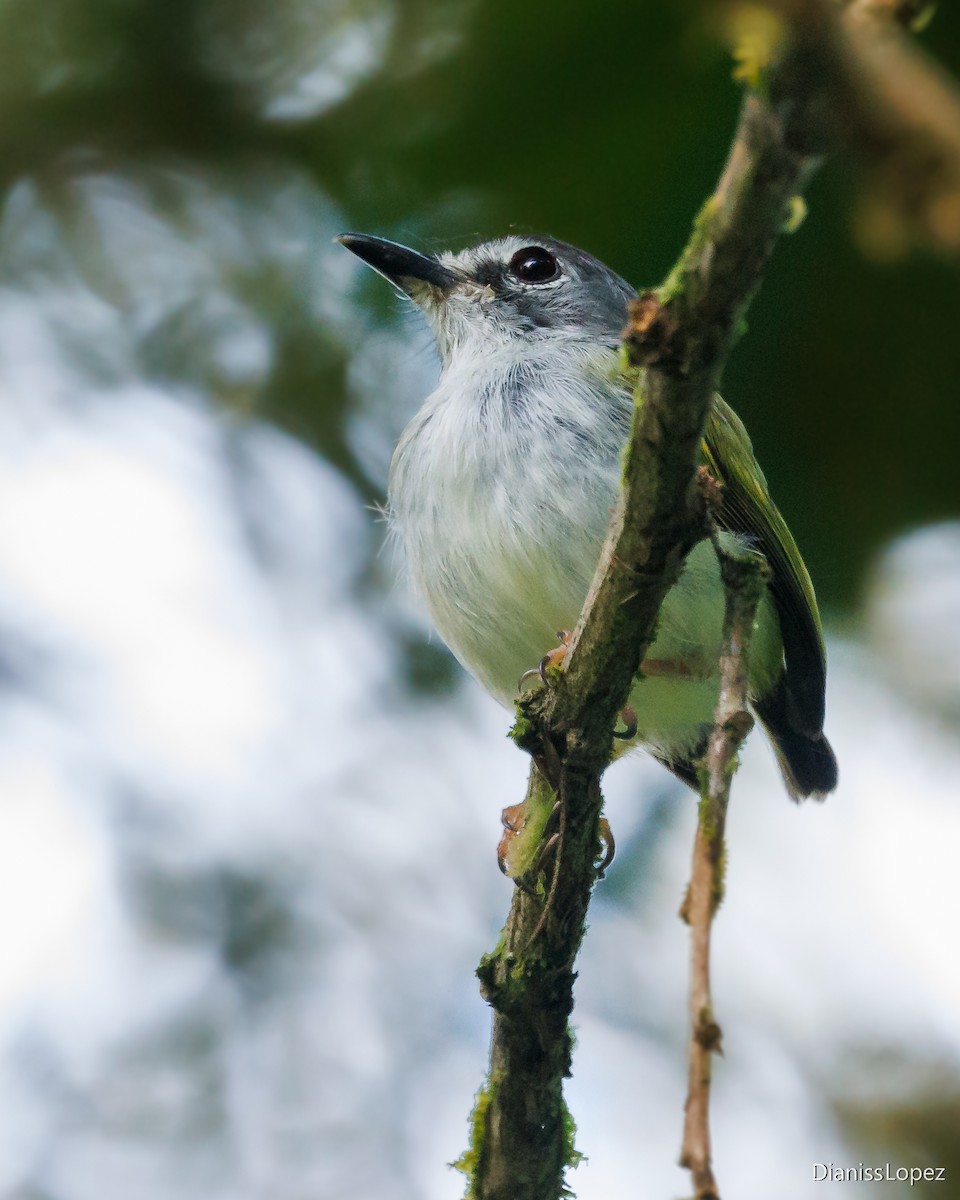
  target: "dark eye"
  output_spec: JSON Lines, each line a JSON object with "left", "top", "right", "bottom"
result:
{"left": 509, "top": 246, "right": 560, "bottom": 284}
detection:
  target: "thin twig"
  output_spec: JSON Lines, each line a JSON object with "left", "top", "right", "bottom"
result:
{"left": 678, "top": 549, "right": 771, "bottom": 1200}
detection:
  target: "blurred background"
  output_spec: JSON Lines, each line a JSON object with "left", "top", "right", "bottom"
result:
{"left": 0, "top": 1, "right": 959, "bottom": 1197}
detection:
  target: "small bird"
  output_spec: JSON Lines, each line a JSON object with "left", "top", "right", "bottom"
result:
{"left": 338, "top": 232, "right": 837, "bottom": 800}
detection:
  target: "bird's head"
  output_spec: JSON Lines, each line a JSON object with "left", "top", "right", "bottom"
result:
{"left": 336, "top": 232, "right": 635, "bottom": 364}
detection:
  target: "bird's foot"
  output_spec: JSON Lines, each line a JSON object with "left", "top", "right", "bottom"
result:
{"left": 596, "top": 816, "right": 616, "bottom": 877}
{"left": 497, "top": 792, "right": 558, "bottom": 880}
{"left": 497, "top": 802, "right": 527, "bottom": 876}
{"left": 519, "top": 633, "right": 640, "bottom": 747}
{"left": 534, "top": 810, "right": 615, "bottom": 878}
{"left": 613, "top": 704, "right": 638, "bottom": 740}
{"left": 499, "top": 798, "right": 615, "bottom": 881}
{"left": 518, "top": 629, "right": 573, "bottom": 692}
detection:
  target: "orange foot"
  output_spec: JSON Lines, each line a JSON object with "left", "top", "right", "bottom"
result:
{"left": 497, "top": 802, "right": 527, "bottom": 875}
{"left": 597, "top": 816, "right": 616, "bottom": 876}
{"left": 531, "top": 810, "right": 616, "bottom": 878}
{"left": 499, "top": 801, "right": 616, "bottom": 880}
{"left": 517, "top": 634, "right": 643, "bottom": 745}
{"left": 518, "top": 629, "right": 573, "bottom": 692}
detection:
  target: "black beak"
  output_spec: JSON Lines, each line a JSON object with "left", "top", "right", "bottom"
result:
{"left": 335, "top": 233, "right": 459, "bottom": 293}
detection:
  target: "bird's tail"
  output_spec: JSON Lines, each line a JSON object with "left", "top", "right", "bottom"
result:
{"left": 754, "top": 677, "right": 838, "bottom": 801}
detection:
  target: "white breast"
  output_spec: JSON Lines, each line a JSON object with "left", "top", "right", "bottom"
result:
{"left": 389, "top": 342, "right": 628, "bottom": 702}
{"left": 387, "top": 341, "right": 782, "bottom": 764}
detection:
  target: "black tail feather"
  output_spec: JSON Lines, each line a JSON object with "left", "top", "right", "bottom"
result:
{"left": 755, "top": 678, "right": 838, "bottom": 801}
{"left": 655, "top": 679, "right": 838, "bottom": 801}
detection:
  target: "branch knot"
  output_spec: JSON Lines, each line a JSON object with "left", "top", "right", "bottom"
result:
{"left": 623, "top": 291, "right": 686, "bottom": 370}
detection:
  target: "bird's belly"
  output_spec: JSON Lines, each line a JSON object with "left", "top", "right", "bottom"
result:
{"left": 411, "top": 488, "right": 605, "bottom": 704}
{"left": 409, "top": 487, "right": 782, "bottom": 762}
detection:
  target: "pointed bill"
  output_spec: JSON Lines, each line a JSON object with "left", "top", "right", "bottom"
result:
{"left": 336, "top": 233, "right": 459, "bottom": 295}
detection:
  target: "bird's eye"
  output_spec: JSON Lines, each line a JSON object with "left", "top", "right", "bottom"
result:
{"left": 509, "top": 246, "right": 560, "bottom": 284}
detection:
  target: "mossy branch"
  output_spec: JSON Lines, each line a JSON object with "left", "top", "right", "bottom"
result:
{"left": 459, "top": 5, "right": 936, "bottom": 1199}
{"left": 461, "top": 69, "right": 820, "bottom": 1200}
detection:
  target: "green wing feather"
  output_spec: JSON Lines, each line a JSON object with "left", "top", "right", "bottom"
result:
{"left": 701, "top": 396, "right": 826, "bottom": 738}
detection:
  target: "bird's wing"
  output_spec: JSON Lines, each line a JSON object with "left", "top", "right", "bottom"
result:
{"left": 700, "top": 396, "right": 827, "bottom": 737}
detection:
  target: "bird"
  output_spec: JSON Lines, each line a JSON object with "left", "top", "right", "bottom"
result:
{"left": 337, "top": 231, "right": 838, "bottom": 801}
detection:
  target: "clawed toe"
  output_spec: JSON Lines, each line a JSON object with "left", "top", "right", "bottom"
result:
{"left": 517, "top": 630, "right": 573, "bottom": 693}
{"left": 539, "top": 629, "right": 573, "bottom": 679}
{"left": 517, "top": 666, "right": 542, "bottom": 693}
{"left": 497, "top": 802, "right": 527, "bottom": 874}
{"left": 596, "top": 816, "right": 616, "bottom": 877}
{"left": 613, "top": 704, "right": 638, "bottom": 740}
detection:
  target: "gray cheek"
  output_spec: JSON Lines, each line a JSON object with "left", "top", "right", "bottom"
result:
{"left": 511, "top": 293, "right": 562, "bottom": 330}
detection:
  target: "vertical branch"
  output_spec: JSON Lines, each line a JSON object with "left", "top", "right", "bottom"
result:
{"left": 458, "top": 4, "right": 947, "bottom": 1195}
{"left": 679, "top": 548, "right": 771, "bottom": 1200}
{"left": 462, "top": 30, "right": 826, "bottom": 1200}
{"left": 462, "top": 757, "right": 597, "bottom": 1200}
